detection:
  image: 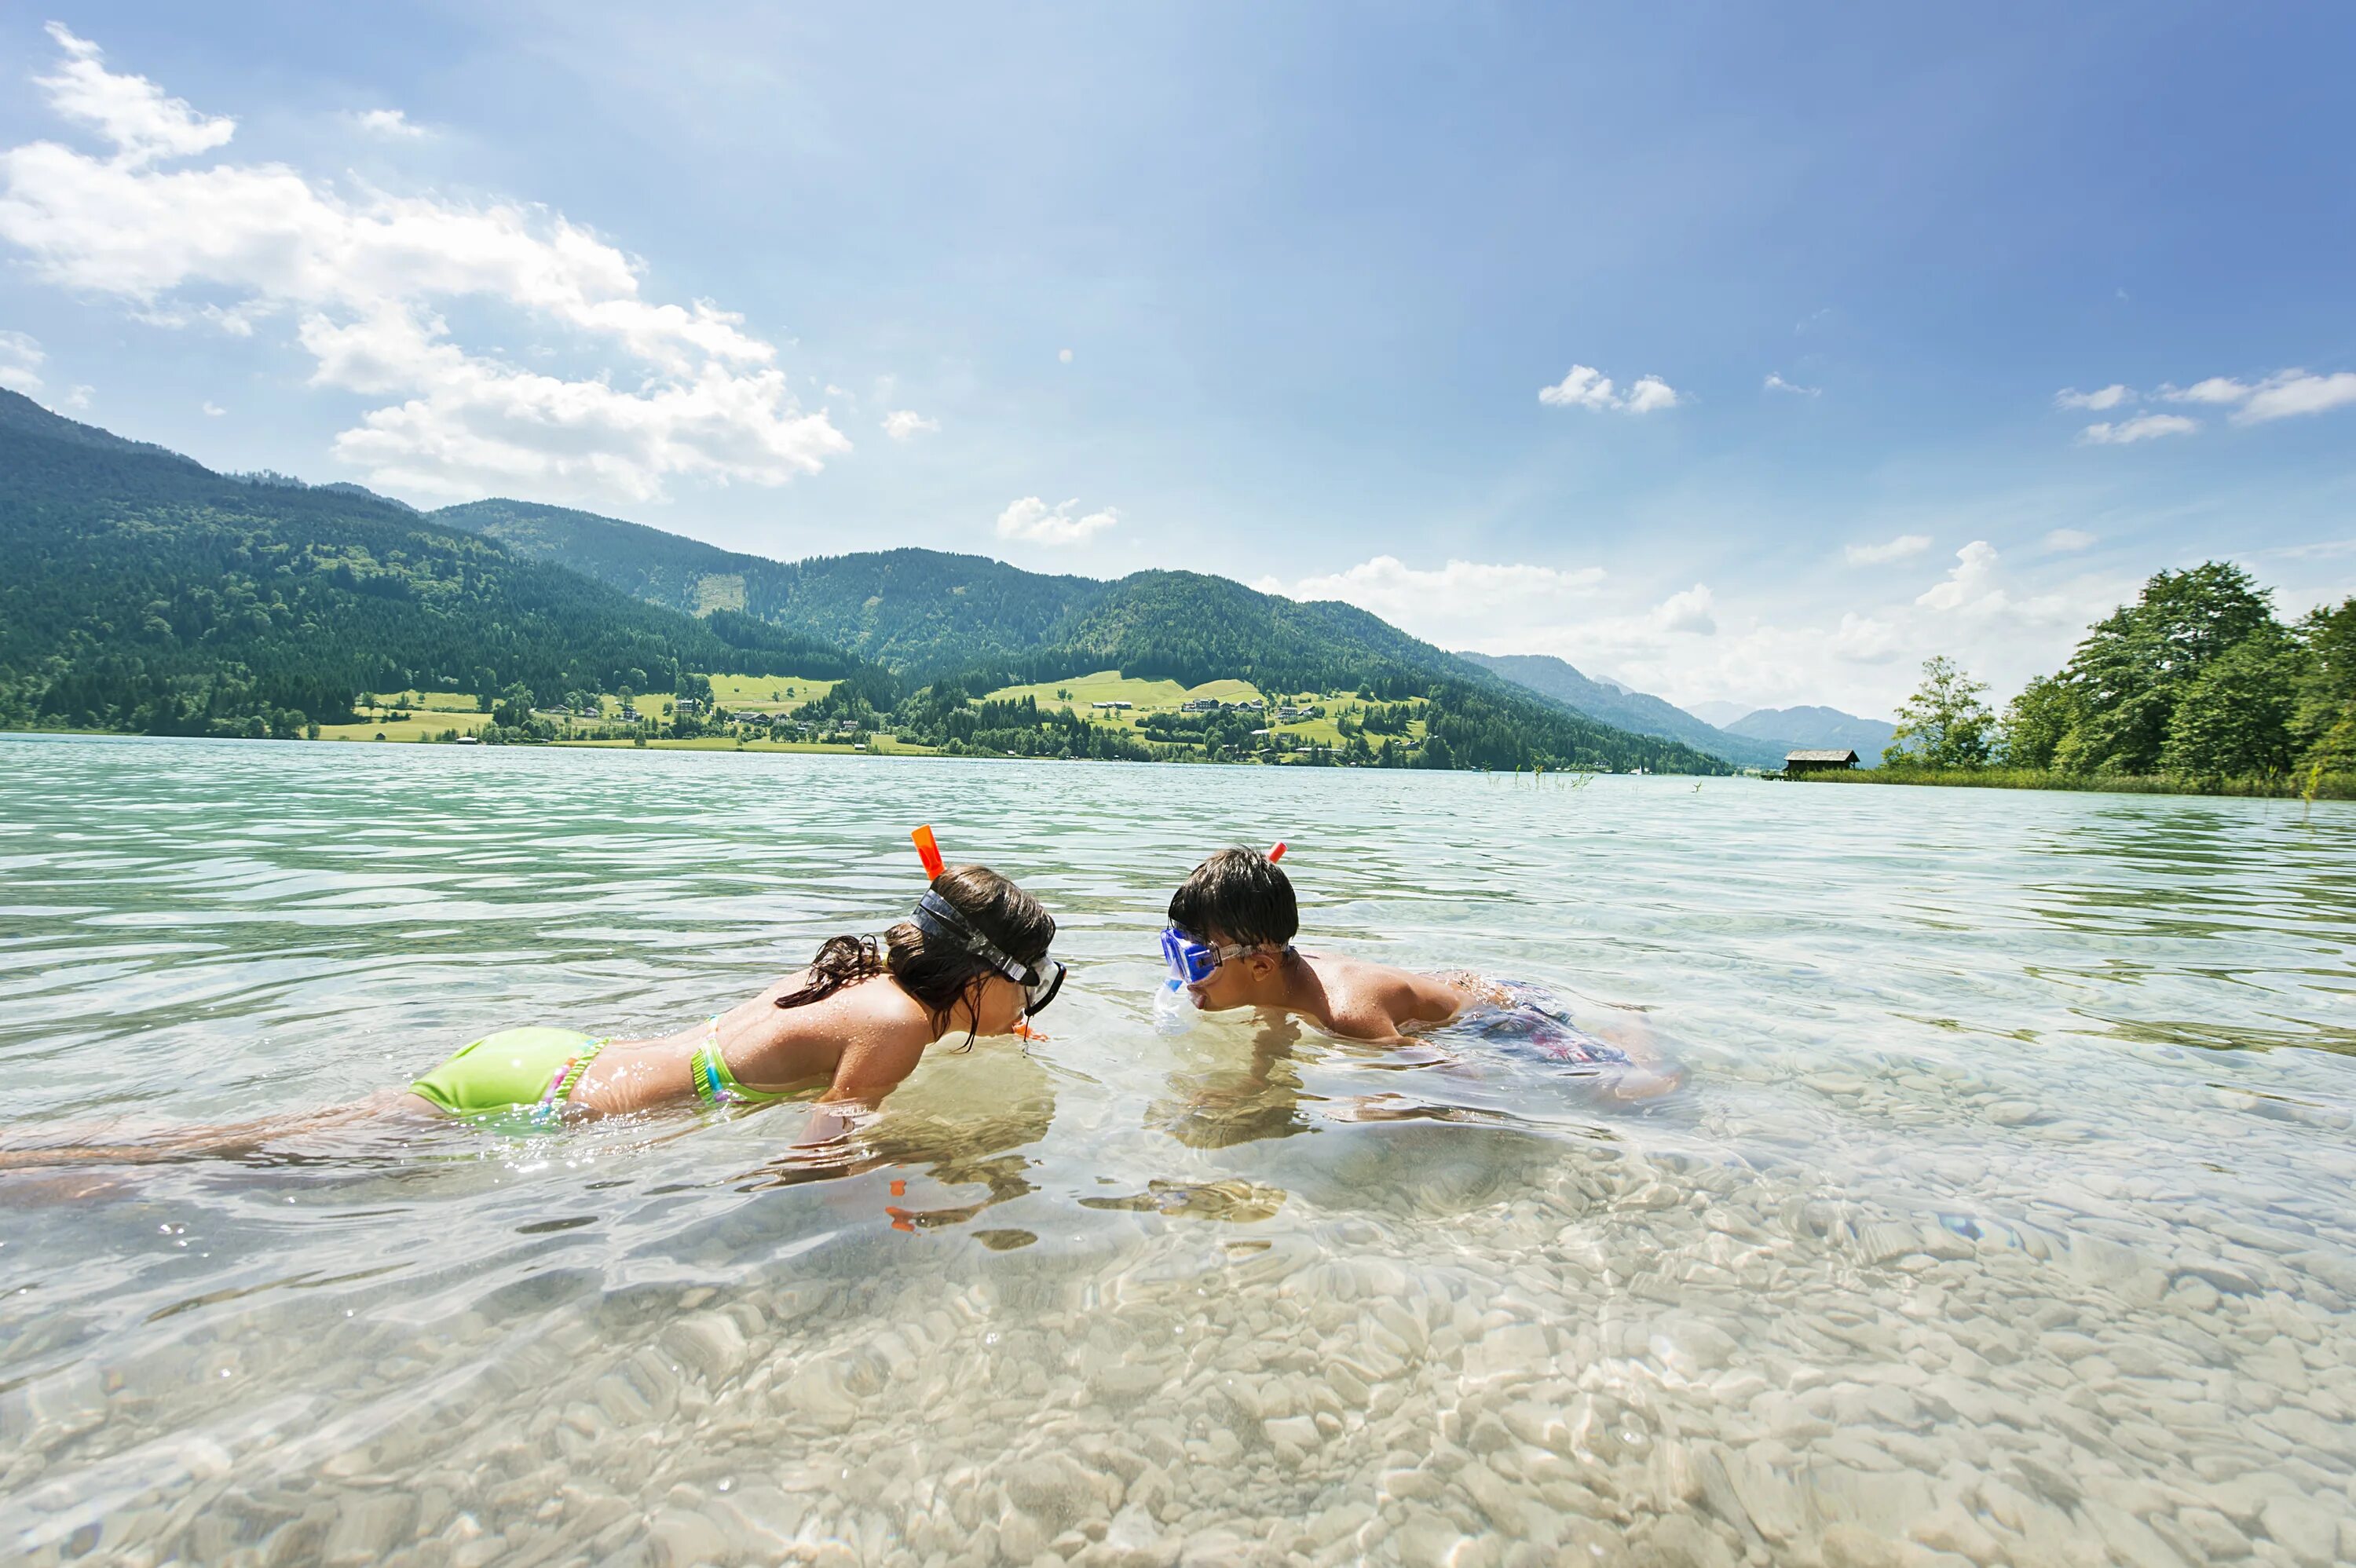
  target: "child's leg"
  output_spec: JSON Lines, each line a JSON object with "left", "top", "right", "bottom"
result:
{"left": 0, "top": 1088, "right": 439, "bottom": 1171}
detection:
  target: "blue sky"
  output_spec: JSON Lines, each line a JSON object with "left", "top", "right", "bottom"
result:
{"left": 3, "top": 4, "right": 2351, "bottom": 715}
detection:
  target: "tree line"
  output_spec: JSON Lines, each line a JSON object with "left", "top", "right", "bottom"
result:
{"left": 1880, "top": 562, "right": 2353, "bottom": 792}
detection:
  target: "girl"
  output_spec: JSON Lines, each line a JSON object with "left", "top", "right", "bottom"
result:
{"left": 2, "top": 861, "right": 1063, "bottom": 1169}
{"left": 411, "top": 861, "right": 1063, "bottom": 1124}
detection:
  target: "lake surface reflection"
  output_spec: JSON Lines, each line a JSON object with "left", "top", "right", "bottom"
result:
{"left": 4, "top": 736, "right": 2353, "bottom": 1566}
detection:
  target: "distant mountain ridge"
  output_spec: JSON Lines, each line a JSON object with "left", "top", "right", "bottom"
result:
{"left": 2, "top": 397, "right": 1734, "bottom": 773}
{"left": 1723, "top": 704, "right": 1897, "bottom": 756}
{"left": 435, "top": 499, "right": 1738, "bottom": 772}
{"left": 1453, "top": 652, "right": 1784, "bottom": 769}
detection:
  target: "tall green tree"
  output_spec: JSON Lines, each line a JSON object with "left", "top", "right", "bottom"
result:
{"left": 2292, "top": 598, "right": 2356, "bottom": 773}
{"left": 2159, "top": 626, "right": 2299, "bottom": 781}
{"left": 1998, "top": 674, "right": 2082, "bottom": 769}
{"left": 1884, "top": 656, "right": 1995, "bottom": 768}
{"left": 2054, "top": 562, "right": 2277, "bottom": 774}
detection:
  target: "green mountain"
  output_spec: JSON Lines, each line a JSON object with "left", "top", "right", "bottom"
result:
{"left": 1456, "top": 651, "right": 1783, "bottom": 769}
{"left": 0, "top": 392, "right": 873, "bottom": 736}
{"left": 435, "top": 500, "right": 1737, "bottom": 773}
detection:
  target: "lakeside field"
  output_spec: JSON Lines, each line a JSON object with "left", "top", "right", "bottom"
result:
{"left": 979, "top": 670, "right": 1429, "bottom": 750}
{"left": 556, "top": 735, "right": 938, "bottom": 755}
{"left": 704, "top": 673, "right": 838, "bottom": 711}
{"left": 981, "top": 671, "right": 1262, "bottom": 712}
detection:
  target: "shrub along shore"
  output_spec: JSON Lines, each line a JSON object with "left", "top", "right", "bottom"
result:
{"left": 1797, "top": 764, "right": 2354, "bottom": 802}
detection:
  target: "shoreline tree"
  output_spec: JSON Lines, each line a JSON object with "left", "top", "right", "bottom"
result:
{"left": 1883, "top": 656, "right": 1995, "bottom": 769}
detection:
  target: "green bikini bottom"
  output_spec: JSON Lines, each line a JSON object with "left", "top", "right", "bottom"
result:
{"left": 412, "top": 1018, "right": 801, "bottom": 1120}
{"left": 410, "top": 1027, "right": 605, "bottom": 1120}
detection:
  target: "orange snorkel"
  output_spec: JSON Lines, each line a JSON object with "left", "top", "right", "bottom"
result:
{"left": 912, "top": 824, "right": 947, "bottom": 883}
{"left": 1267, "top": 841, "right": 1286, "bottom": 863}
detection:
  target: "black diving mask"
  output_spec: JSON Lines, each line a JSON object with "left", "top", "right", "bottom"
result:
{"left": 913, "top": 891, "right": 1064, "bottom": 1018}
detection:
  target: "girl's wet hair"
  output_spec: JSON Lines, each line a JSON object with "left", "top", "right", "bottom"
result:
{"left": 778, "top": 864, "right": 1055, "bottom": 1042}
{"left": 1169, "top": 846, "right": 1298, "bottom": 950}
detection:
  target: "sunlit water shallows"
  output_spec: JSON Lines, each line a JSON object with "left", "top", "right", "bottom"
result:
{"left": 4, "top": 736, "right": 2354, "bottom": 1568}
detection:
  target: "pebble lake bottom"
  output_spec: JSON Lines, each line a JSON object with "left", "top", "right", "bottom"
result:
{"left": 2, "top": 736, "right": 2352, "bottom": 1568}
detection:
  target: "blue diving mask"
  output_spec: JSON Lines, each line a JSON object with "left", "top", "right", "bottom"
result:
{"left": 1159, "top": 927, "right": 1262, "bottom": 987}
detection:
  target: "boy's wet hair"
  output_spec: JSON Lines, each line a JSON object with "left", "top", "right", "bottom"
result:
{"left": 1169, "top": 847, "right": 1297, "bottom": 950}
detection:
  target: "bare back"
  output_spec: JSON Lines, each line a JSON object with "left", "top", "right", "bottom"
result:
{"left": 1276, "top": 951, "right": 1468, "bottom": 1044}
{"left": 569, "top": 969, "right": 938, "bottom": 1117}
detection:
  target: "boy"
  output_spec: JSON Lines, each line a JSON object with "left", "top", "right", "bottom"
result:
{"left": 1160, "top": 847, "right": 1676, "bottom": 1098}
{"left": 1162, "top": 846, "right": 1464, "bottom": 1044}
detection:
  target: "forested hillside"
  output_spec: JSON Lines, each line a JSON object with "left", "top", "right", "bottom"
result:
{"left": 2, "top": 400, "right": 1734, "bottom": 771}
{"left": 441, "top": 500, "right": 1739, "bottom": 772}
{"left": 0, "top": 393, "right": 872, "bottom": 736}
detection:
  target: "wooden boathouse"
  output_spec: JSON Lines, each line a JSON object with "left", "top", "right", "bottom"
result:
{"left": 1784, "top": 748, "right": 1860, "bottom": 775}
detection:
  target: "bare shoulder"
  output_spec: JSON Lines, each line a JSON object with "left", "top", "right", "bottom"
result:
{"left": 1297, "top": 952, "right": 1456, "bottom": 1042}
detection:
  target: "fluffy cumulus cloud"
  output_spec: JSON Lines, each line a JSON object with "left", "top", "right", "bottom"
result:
{"left": 2079, "top": 413, "right": 2198, "bottom": 445}
{"left": 996, "top": 496, "right": 1118, "bottom": 545}
{"left": 1652, "top": 583, "right": 1716, "bottom": 634}
{"left": 1845, "top": 534, "right": 1930, "bottom": 565}
{"left": 0, "top": 27, "right": 847, "bottom": 502}
{"left": 880, "top": 409, "right": 938, "bottom": 441}
{"left": 0, "top": 329, "right": 45, "bottom": 393}
{"left": 34, "top": 23, "right": 235, "bottom": 168}
{"left": 1538, "top": 364, "right": 1680, "bottom": 414}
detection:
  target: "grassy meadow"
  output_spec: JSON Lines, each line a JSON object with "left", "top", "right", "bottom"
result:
{"left": 977, "top": 670, "right": 1428, "bottom": 752}
{"left": 982, "top": 671, "right": 1262, "bottom": 712}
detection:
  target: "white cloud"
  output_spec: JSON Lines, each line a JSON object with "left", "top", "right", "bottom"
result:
{"left": 2043, "top": 528, "right": 2095, "bottom": 552}
{"left": 2078, "top": 413, "right": 2198, "bottom": 445}
{"left": 2160, "top": 377, "right": 2248, "bottom": 406}
{"left": 0, "top": 28, "right": 847, "bottom": 503}
{"left": 1845, "top": 534, "right": 1930, "bottom": 565}
{"left": 1622, "top": 375, "right": 1679, "bottom": 414}
{"left": 1653, "top": 583, "right": 1716, "bottom": 634}
{"left": 880, "top": 408, "right": 938, "bottom": 441}
{"left": 1764, "top": 372, "right": 1820, "bottom": 397}
{"left": 1057, "top": 348, "right": 1073, "bottom": 364}
{"left": 1538, "top": 363, "right": 1681, "bottom": 414}
{"left": 2152, "top": 369, "right": 2356, "bottom": 425}
{"left": 201, "top": 400, "right": 225, "bottom": 416}
{"left": 2054, "top": 384, "right": 2131, "bottom": 411}
{"left": 353, "top": 108, "right": 426, "bottom": 139}
{"left": 0, "top": 329, "right": 45, "bottom": 393}
{"left": 2237, "top": 369, "right": 2356, "bottom": 424}
{"left": 62, "top": 384, "right": 91, "bottom": 410}
{"left": 996, "top": 495, "right": 1118, "bottom": 545}
{"left": 36, "top": 24, "right": 235, "bottom": 169}
{"left": 1915, "top": 540, "right": 2002, "bottom": 612}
